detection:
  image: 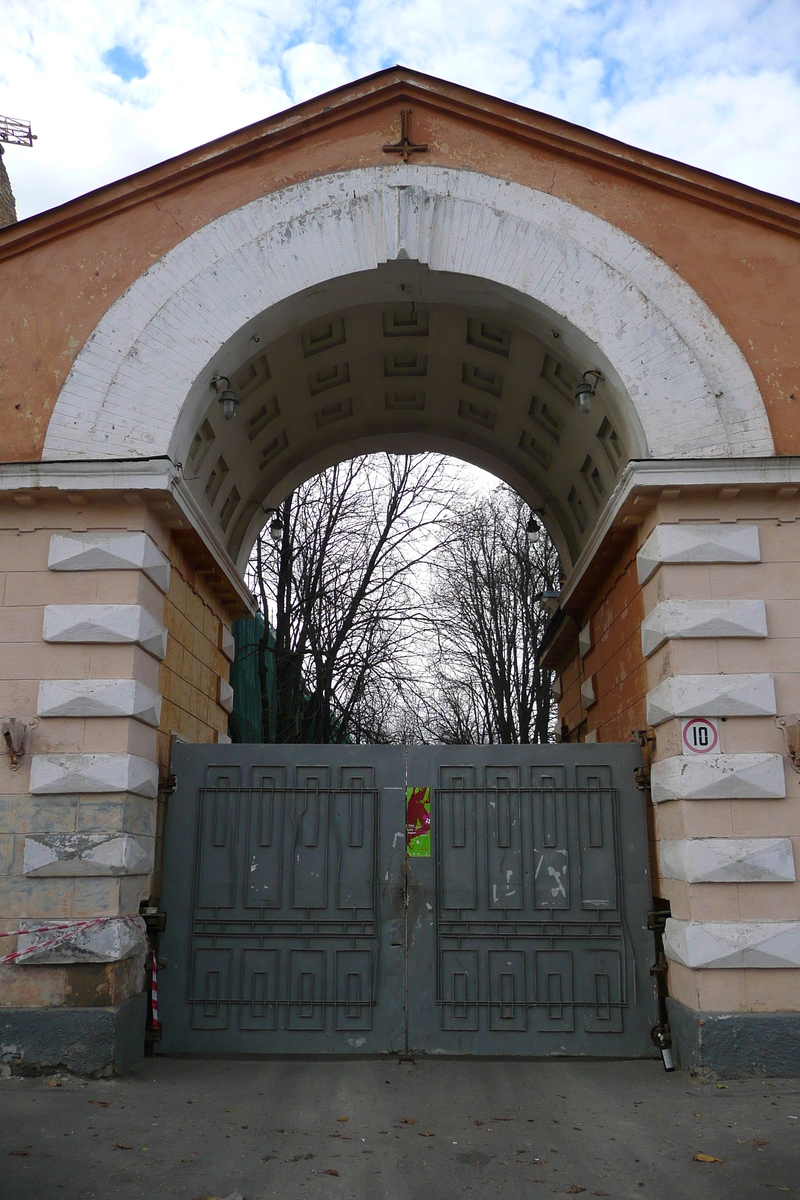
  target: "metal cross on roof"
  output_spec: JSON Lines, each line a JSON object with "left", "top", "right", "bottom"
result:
{"left": 382, "top": 109, "right": 428, "bottom": 163}
{"left": 0, "top": 115, "right": 36, "bottom": 148}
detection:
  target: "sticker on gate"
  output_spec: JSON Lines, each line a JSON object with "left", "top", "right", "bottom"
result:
{"left": 406, "top": 786, "right": 431, "bottom": 857}
{"left": 681, "top": 717, "right": 719, "bottom": 754}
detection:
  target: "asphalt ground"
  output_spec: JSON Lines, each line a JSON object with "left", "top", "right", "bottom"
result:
{"left": 1, "top": 1057, "right": 798, "bottom": 1200}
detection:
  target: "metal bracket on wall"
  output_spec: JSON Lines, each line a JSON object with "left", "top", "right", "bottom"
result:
{"left": 775, "top": 715, "right": 800, "bottom": 773}
{"left": 632, "top": 728, "right": 656, "bottom": 791}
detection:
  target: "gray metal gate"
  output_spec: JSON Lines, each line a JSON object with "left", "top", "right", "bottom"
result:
{"left": 157, "top": 742, "right": 656, "bottom": 1057}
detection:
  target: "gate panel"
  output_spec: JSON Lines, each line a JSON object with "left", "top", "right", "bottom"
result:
{"left": 158, "top": 741, "right": 655, "bottom": 1057}
{"left": 158, "top": 744, "right": 406, "bottom": 1054}
{"left": 406, "top": 744, "right": 655, "bottom": 1056}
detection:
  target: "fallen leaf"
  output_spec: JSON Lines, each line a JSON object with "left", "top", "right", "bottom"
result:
{"left": 493, "top": 1117, "right": 511, "bottom": 1121}
{"left": 337, "top": 1117, "right": 348, "bottom": 1123}
{"left": 324, "top": 1169, "right": 340, "bottom": 1176}
{"left": 693, "top": 1153, "right": 723, "bottom": 1163}
{"left": 567, "top": 1188, "right": 586, "bottom": 1195}
{"left": 115, "top": 1143, "right": 133, "bottom": 1150}
{"left": 45, "top": 1076, "right": 61, "bottom": 1088}
{"left": 737, "top": 1139, "right": 747, "bottom": 1145}
{"left": 418, "top": 1131, "right": 435, "bottom": 1138}
{"left": 474, "top": 1120, "right": 483, "bottom": 1126}
{"left": 400, "top": 1118, "right": 417, "bottom": 1125}
{"left": 9, "top": 1150, "right": 29, "bottom": 1156}
{"left": 716, "top": 1083, "right": 728, "bottom": 1090}
{"left": 755, "top": 1140, "right": 770, "bottom": 1147}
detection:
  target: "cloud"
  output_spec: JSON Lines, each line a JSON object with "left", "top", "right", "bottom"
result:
{"left": 1, "top": 0, "right": 799, "bottom": 219}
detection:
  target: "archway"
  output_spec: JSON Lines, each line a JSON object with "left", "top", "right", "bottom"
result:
{"left": 44, "top": 164, "right": 772, "bottom": 594}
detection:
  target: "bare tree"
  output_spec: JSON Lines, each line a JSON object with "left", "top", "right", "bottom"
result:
{"left": 247, "top": 454, "right": 454, "bottom": 744}
{"left": 418, "top": 486, "right": 560, "bottom": 744}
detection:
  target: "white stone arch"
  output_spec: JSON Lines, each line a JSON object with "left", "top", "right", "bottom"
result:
{"left": 44, "top": 165, "right": 773, "bottom": 472}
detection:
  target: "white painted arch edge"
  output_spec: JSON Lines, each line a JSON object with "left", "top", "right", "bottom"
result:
{"left": 43, "top": 165, "right": 773, "bottom": 465}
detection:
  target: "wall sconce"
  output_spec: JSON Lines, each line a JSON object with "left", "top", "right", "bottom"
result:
{"left": 262, "top": 507, "right": 283, "bottom": 545}
{"left": 526, "top": 509, "right": 546, "bottom": 544}
{"left": 211, "top": 375, "right": 239, "bottom": 421}
{"left": 2, "top": 717, "right": 37, "bottom": 770}
{"left": 575, "top": 369, "right": 604, "bottom": 414}
{"left": 775, "top": 715, "right": 800, "bottom": 773}
{"left": 526, "top": 513, "right": 541, "bottom": 544}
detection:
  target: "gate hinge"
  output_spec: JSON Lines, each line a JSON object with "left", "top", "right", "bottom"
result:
{"left": 141, "top": 908, "right": 167, "bottom": 935}
{"left": 159, "top": 773, "right": 177, "bottom": 797}
{"left": 634, "top": 767, "right": 650, "bottom": 790}
{"left": 647, "top": 908, "right": 669, "bottom": 933}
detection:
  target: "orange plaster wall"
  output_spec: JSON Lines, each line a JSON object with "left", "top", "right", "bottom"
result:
{"left": 557, "top": 531, "right": 648, "bottom": 745}
{"left": 582, "top": 535, "right": 648, "bottom": 743}
{"left": 1, "top": 73, "right": 799, "bottom": 463}
{"left": 156, "top": 536, "right": 233, "bottom": 772}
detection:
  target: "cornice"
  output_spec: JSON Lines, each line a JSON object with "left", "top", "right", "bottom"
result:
{"left": 559, "top": 456, "right": 800, "bottom": 610}
{"left": 0, "top": 456, "right": 255, "bottom": 613}
{"left": 1, "top": 67, "right": 800, "bottom": 265}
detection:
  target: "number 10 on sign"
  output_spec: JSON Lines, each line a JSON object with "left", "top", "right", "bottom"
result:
{"left": 682, "top": 717, "right": 719, "bottom": 754}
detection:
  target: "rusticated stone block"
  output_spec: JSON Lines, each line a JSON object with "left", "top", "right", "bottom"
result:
{"left": 637, "top": 523, "right": 761, "bottom": 584}
{"left": 42, "top": 604, "right": 167, "bottom": 660}
{"left": 30, "top": 754, "right": 159, "bottom": 798}
{"left": 48, "top": 532, "right": 170, "bottom": 593}
{"left": 659, "top": 837, "right": 795, "bottom": 883}
{"left": 664, "top": 918, "right": 800, "bottom": 969}
{"left": 641, "top": 599, "right": 767, "bottom": 657}
{"left": 23, "top": 833, "right": 154, "bottom": 877}
{"left": 218, "top": 678, "right": 234, "bottom": 714}
{"left": 650, "top": 753, "right": 786, "bottom": 802}
{"left": 15, "top": 915, "right": 147, "bottom": 964}
{"left": 220, "top": 624, "right": 235, "bottom": 662}
{"left": 37, "top": 678, "right": 162, "bottom": 727}
{"left": 646, "top": 673, "right": 776, "bottom": 725}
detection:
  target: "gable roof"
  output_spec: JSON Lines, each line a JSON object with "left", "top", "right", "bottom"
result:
{"left": 2, "top": 63, "right": 800, "bottom": 263}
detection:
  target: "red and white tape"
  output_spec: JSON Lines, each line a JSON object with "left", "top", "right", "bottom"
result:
{"left": 149, "top": 943, "right": 159, "bottom": 1030}
{"left": 0, "top": 917, "right": 140, "bottom": 965}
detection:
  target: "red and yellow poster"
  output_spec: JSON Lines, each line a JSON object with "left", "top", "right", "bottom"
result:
{"left": 406, "top": 786, "right": 430, "bottom": 857}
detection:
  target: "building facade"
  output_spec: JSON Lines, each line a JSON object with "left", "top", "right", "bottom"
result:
{"left": 1, "top": 67, "right": 799, "bottom": 1075}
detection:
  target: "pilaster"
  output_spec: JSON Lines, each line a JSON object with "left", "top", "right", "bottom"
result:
{"left": 0, "top": 486, "right": 243, "bottom": 1073}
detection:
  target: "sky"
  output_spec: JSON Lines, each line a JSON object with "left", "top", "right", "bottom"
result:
{"left": 2, "top": 0, "right": 800, "bottom": 221}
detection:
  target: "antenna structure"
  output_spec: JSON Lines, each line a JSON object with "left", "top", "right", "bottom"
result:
{"left": 0, "top": 115, "right": 36, "bottom": 148}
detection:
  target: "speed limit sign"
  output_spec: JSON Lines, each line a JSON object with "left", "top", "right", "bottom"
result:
{"left": 682, "top": 717, "right": 719, "bottom": 754}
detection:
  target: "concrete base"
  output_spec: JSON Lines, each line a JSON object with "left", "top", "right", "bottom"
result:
{"left": 668, "top": 996, "right": 800, "bottom": 1078}
{"left": 0, "top": 991, "right": 147, "bottom": 1076}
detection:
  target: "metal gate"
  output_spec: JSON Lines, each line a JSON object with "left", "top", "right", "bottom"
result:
{"left": 157, "top": 742, "right": 656, "bottom": 1057}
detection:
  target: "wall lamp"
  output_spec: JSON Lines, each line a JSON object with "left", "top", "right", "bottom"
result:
{"left": 526, "top": 509, "right": 545, "bottom": 544}
{"left": 262, "top": 507, "right": 283, "bottom": 545}
{"left": 211, "top": 375, "right": 239, "bottom": 421}
{"left": 575, "top": 369, "right": 604, "bottom": 414}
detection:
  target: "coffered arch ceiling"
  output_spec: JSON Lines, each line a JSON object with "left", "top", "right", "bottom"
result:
{"left": 176, "top": 262, "right": 641, "bottom": 571}
{"left": 44, "top": 165, "right": 772, "bottom": 575}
